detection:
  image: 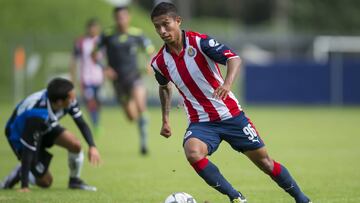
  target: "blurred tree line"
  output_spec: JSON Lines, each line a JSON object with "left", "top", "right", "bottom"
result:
{"left": 137, "top": 0, "right": 360, "bottom": 34}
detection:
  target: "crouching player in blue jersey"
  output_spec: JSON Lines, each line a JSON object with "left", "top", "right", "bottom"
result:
{"left": 1, "top": 78, "right": 101, "bottom": 192}
{"left": 150, "top": 2, "right": 311, "bottom": 203}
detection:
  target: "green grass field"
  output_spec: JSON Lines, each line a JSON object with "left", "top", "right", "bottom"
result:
{"left": 0, "top": 104, "right": 360, "bottom": 203}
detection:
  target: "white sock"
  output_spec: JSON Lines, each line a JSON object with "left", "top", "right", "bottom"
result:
{"left": 68, "top": 151, "right": 84, "bottom": 178}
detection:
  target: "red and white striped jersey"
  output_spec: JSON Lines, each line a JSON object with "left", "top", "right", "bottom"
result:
{"left": 151, "top": 30, "right": 242, "bottom": 123}
{"left": 73, "top": 36, "right": 104, "bottom": 86}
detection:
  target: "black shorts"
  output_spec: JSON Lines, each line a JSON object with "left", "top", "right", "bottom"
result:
{"left": 113, "top": 75, "right": 143, "bottom": 104}
{"left": 41, "top": 125, "right": 65, "bottom": 148}
{"left": 6, "top": 125, "right": 65, "bottom": 177}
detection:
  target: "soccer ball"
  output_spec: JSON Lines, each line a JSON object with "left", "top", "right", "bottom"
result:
{"left": 164, "top": 192, "right": 197, "bottom": 203}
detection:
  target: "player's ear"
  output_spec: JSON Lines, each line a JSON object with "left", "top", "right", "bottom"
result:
{"left": 175, "top": 16, "right": 182, "bottom": 26}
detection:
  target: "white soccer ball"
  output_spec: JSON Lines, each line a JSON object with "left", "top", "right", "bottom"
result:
{"left": 164, "top": 192, "right": 197, "bottom": 203}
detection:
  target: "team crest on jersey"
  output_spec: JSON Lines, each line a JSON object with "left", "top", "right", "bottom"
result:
{"left": 187, "top": 46, "right": 197, "bottom": 57}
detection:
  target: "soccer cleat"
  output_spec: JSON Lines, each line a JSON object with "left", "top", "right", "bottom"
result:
{"left": 140, "top": 146, "right": 148, "bottom": 155}
{"left": 231, "top": 191, "right": 247, "bottom": 203}
{"left": 68, "top": 177, "right": 97, "bottom": 191}
{"left": 296, "top": 196, "right": 312, "bottom": 203}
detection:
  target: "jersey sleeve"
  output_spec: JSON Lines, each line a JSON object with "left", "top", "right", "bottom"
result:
{"left": 73, "top": 116, "right": 95, "bottom": 147}
{"left": 129, "top": 27, "right": 155, "bottom": 55}
{"left": 199, "top": 35, "right": 239, "bottom": 65}
{"left": 152, "top": 66, "right": 169, "bottom": 86}
{"left": 68, "top": 99, "right": 83, "bottom": 119}
{"left": 21, "top": 147, "right": 35, "bottom": 188}
{"left": 139, "top": 35, "right": 155, "bottom": 55}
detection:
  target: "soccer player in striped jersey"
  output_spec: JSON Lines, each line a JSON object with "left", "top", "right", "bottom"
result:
{"left": 70, "top": 18, "right": 104, "bottom": 134}
{"left": 1, "top": 78, "right": 100, "bottom": 192}
{"left": 150, "top": 2, "right": 311, "bottom": 203}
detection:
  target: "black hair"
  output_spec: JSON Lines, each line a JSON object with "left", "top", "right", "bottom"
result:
{"left": 86, "top": 18, "right": 99, "bottom": 28}
{"left": 150, "top": 2, "right": 179, "bottom": 20}
{"left": 113, "top": 6, "right": 129, "bottom": 15}
{"left": 47, "top": 78, "right": 74, "bottom": 103}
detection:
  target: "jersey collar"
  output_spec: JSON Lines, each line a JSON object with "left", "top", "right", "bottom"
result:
{"left": 164, "top": 30, "right": 187, "bottom": 56}
{"left": 45, "top": 92, "right": 58, "bottom": 122}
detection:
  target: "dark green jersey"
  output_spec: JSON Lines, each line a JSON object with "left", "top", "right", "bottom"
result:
{"left": 97, "top": 26, "right": 154, "bottom": 78}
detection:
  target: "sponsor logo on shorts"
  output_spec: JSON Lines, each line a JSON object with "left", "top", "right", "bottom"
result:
{"left": 184, "top": 130, "right": 192, "bottom": 139}
{"left": 36, "top": 163, "right": 45, "bottom": 173}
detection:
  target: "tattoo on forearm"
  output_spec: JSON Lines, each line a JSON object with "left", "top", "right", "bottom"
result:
{"left": 159, "top": 85, "right": 172, "bottom": 117}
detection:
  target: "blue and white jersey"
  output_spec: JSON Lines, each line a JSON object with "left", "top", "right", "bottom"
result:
{"left": 5, "top": 89, "right": 83, "bottom": 151}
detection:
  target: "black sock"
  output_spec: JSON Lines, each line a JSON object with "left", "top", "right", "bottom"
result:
{"left": 192, "top": 158, "right": 240, "bottom": 200}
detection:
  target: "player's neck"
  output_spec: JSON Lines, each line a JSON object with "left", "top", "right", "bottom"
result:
{"left": 116, "top": 25, "right": 128, "bottom": 34}
{"left": 50, "top": 103, "right": 62, "bottom": 111}
{"left": 167, "top": 32, "right": 183, "bottom": 55}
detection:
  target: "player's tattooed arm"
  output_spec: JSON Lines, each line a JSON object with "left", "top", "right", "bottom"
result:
{"left": 159, "top": 83, "right": 172, "bottom": 138}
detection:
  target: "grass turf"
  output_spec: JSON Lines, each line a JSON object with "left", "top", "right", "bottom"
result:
{"left": 0, "top": 104, "right": 359, "bottom": 203}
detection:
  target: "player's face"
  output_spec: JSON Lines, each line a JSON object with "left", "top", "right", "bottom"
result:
{"left": 114, "top": 9, "right": 130, "bottom": 30}
{"left": 88, "top": 24, "right": 100, "bottom": 37}
{"left": 152, "top": 15, "right": 182, "bottom": 44}
{"left": 63, "top": 89, "right": 76, "bottom": 108}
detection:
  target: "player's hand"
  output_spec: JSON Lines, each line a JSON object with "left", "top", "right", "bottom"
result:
{"left": 160, "top": 122, "right": 172, "bottom": 138}
{"left": 17, "top": 187, "right": 30, "bottom": 193}
{"left": 213, "top": 83, "right": 231, "bottom": 100}
{"left": 88, "top": 146, "right": 101, "bottom": 166}
{"left": 104, "top": 67, "right": 118, "bottom": 80}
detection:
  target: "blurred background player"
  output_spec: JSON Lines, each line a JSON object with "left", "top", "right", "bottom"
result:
{"left": 70, "top": 18, "right": 104, "bottom": 135}
{"left": 93, "top": 6, "right": 155, "bottom": 155}
{"left": 1, "top": 78, "right": 101, "bottom": 192}
{"left": 150, "top": 2, "right": 311, "bottom": 203}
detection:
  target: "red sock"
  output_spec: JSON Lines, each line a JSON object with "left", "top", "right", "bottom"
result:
{"left": 191, "top": 157, "right": 209, "bottom": 173}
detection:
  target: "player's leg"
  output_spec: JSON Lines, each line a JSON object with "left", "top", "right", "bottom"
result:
{"left": 122, "top": 98, "right": 139, "bottom": 121}
{"left": 131, "top": 81, "right": 149, "bottom": 155}
{"left": 53, "top": 129, "right": 83, "bottom": 178}
{"left": 52, "top": 128, "right": 96, "bottom": 191}
{"left": 2, "top": 115, "right": 53, "bottom": 189}
{"left": 113, "top": 79, "right": 137, "bottom": 121}
{"left": 1, "top": 144, "right": 54, "bottom": 189}
{"left": 1, "top": 165, "right": 53, "bottom": 189}
{"left": 1, "top": 133, "right": 22, "bottom": 189}
{"left": 83, "top": 85, "right": 101, "bottom": 131}
{"left": 244, "top": 147, "right": 311, "bottom": 203}
{"left": 223, "top": 112, "right": 310, "bottom": 203}
{"left": 0, "top": 164, "right": 21, "bottom": 189}
{"left": 184, "top": 125, "right": 245, "bottom": 202}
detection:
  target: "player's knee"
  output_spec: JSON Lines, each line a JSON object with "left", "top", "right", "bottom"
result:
{"left": 126, "top": 111, "right": 138, "bottom": 121}
{"left": 69, "top": 139, "right": 82, "bottom": 153}
{"left": 127, "top": 114, "right": 137, "bottom": 121}
{"left": 185, "top": 149, "right": 205, "bottom": 164}
{"left": 87, "top": 100, "right": 98, "bottom": 111}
